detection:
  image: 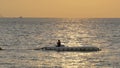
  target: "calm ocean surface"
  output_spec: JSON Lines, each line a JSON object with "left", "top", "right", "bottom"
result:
{"left": 0, "top": 18, "right": 120, "bottom": 68}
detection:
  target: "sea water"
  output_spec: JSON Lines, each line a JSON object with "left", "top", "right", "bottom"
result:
{"left": 0, "top": 18, "right": 120, "bottom": 68}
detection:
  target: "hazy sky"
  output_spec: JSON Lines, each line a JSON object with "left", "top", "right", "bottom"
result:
{"left": 0, "top": 0, "right": 120, "bottom": 18}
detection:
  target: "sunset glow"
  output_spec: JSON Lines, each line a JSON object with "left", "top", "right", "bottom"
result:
{"left": 0, "top": 0, "right": 120, "bottom": 18}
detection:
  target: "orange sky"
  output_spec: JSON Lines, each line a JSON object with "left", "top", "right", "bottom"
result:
{"left": 0, "top": 0, "right": 120, "bottom": 18}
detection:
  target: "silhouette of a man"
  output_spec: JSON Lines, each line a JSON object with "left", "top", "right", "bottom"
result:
{"left": 57, "top": 40, "right": 61, "bottom": 47}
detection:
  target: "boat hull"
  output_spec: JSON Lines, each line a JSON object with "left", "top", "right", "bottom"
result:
{"left": 39, "top": 47, "right": 101, "bottom": 52}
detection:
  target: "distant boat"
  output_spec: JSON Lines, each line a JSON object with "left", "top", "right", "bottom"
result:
{"left": 18, "top": 16, "right": 23, "bottom": 19}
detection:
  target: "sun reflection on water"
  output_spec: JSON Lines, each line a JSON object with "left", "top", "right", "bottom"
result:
{"left": 0, "top": 18, "right": 120, "bottom": 68}
{"left": 35, "top": 51, "right": 102, "bottom": 68}
{"left": 30, "top": 18, "right": 111, "bottom": 68}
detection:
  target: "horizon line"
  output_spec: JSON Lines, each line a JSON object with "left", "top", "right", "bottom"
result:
{"left": 1, "top": 16, "right": 120, "bottom": 19}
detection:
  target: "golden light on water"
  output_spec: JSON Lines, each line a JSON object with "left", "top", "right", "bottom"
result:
{"left": 34, "top": 51, "right": 102, "bottom": 68}
{"left": 25, "top": 18, "right": 110, "bottom": 68}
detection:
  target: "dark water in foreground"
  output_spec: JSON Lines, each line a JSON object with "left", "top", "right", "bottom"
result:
{"left": 0, "top": 18, "right": 120, "bottom": 68}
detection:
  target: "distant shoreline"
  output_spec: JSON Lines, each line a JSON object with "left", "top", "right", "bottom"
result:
{"left": 0, "top": 17, "right": 120, "bottom": 19}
